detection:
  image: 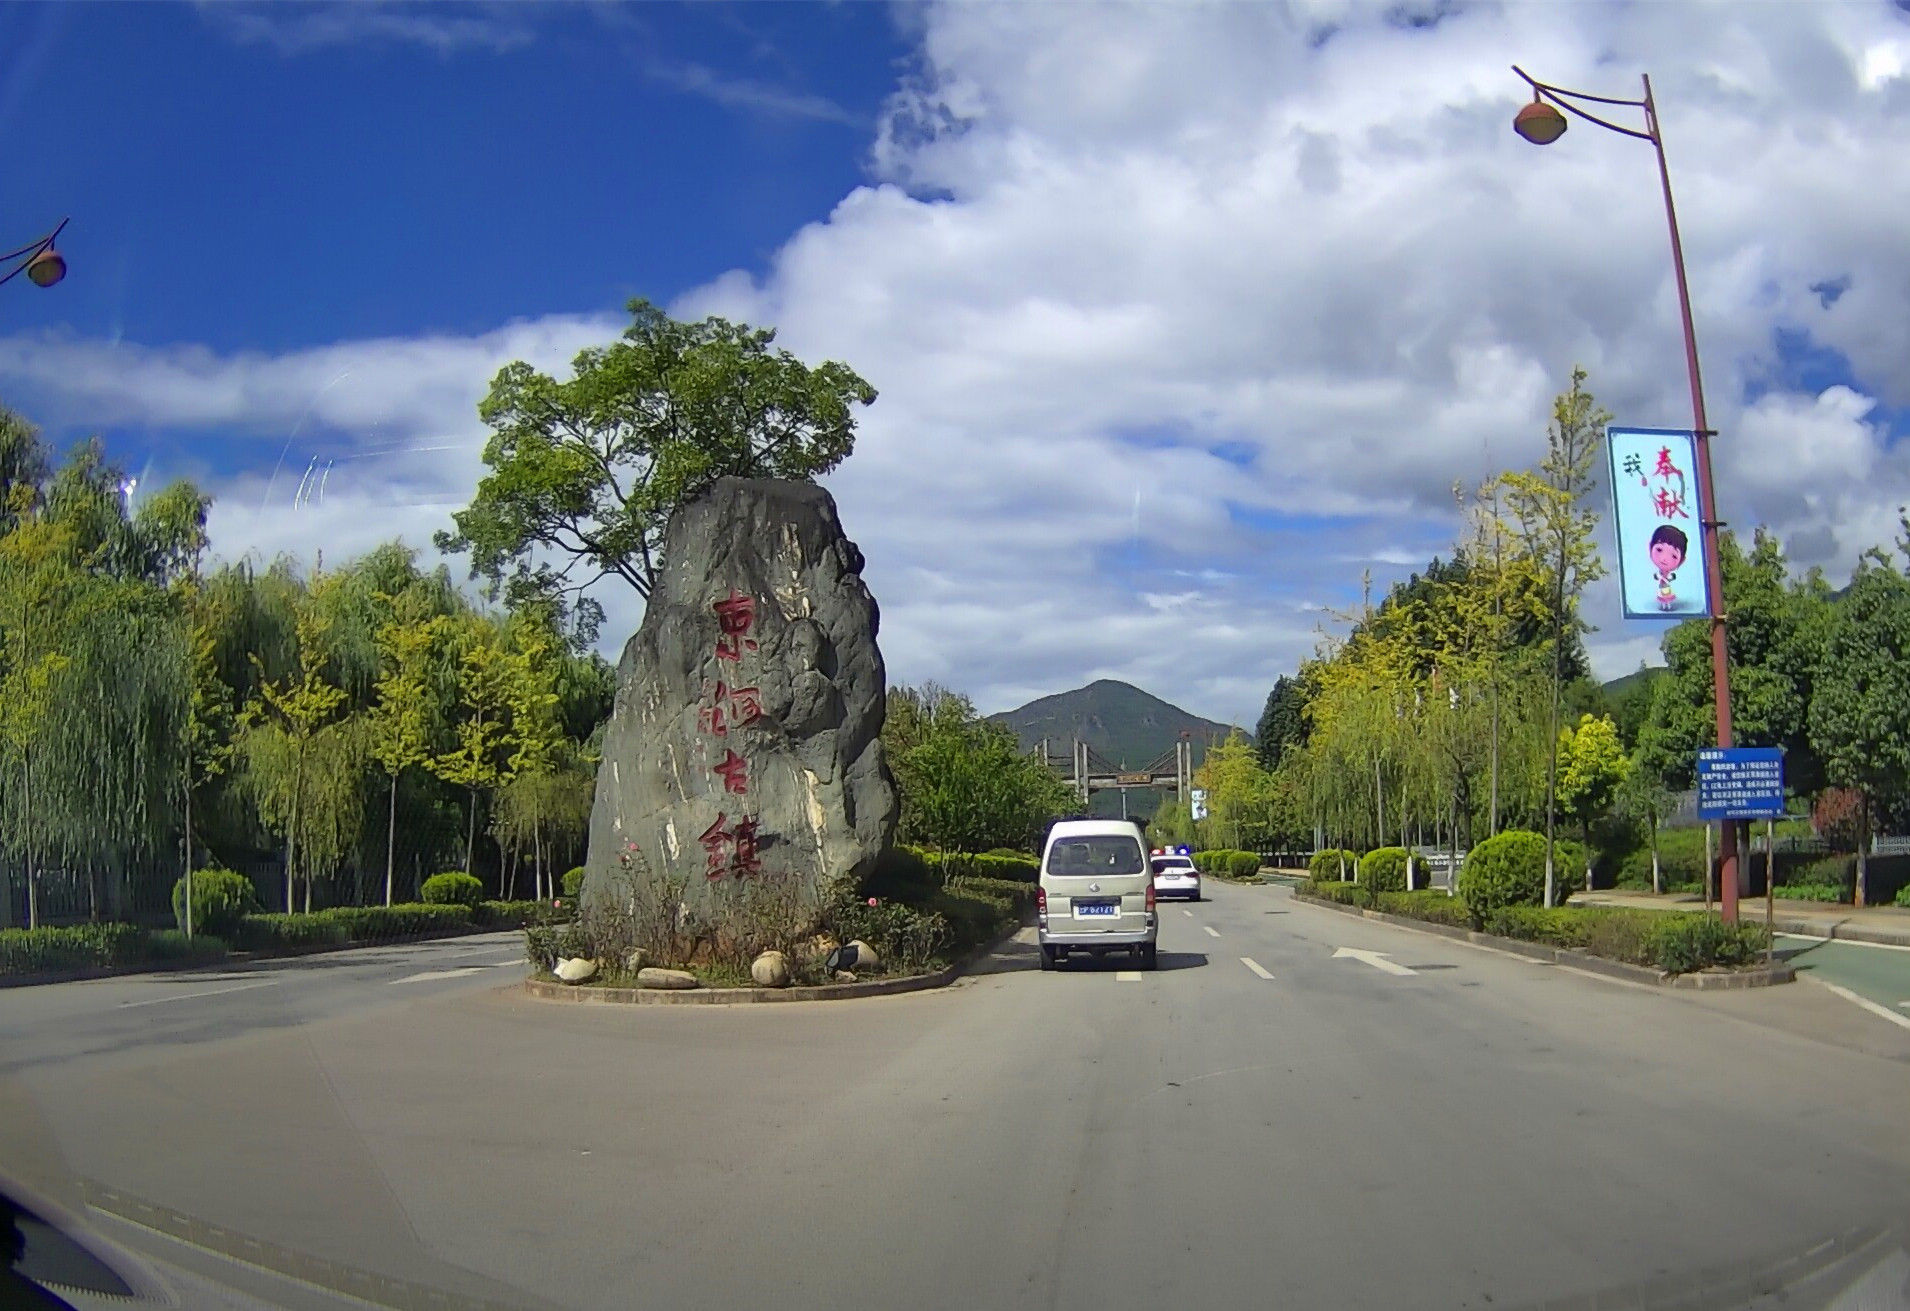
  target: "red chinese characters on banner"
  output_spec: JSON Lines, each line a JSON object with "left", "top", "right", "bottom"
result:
{"left": 712, "top": 589, "right": 759, "bottom": 662}
{"left": 698, "top": 814, "right": 763, "bottom": 880}
{"left": 1650, "top": 446, "right": 1690, "bottom": 519}
{"left": 696, "top": 681, "right": 764, "bottom": 738}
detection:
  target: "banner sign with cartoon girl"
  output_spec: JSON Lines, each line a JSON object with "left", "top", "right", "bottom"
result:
{"left": 1606, "top": 425, "right": 1712, "bottom": 620}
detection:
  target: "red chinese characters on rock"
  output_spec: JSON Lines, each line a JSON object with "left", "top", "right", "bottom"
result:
{"left": 712, "top": 588, "right": 759, "bottom": 662}
{"left": 698, "top": 814, "right": 763, "bottom": 880}
{"left": 694, "top": 588, "right": 773, "bottom": 881}
{"left": 712, "top": 749, "right": 750, "bottom": 795}
{"left": 696, "top": 681, "right": 764, "bottom": 738}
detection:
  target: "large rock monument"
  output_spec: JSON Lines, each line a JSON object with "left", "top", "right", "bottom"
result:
{"left": 580, "top": 477, "right": 898, "bottom": 928}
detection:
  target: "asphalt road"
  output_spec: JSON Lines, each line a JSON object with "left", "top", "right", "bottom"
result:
{"left": 1776, "top": 933, "right": 1910, "bottom": 1024}
{"left": 4, "top": 886, "right": 1909, "bottom": 1310}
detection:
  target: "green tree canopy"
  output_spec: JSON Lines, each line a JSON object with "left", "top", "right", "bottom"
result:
{"left": 437, "top": 298, "right": 876, "bottom": 604}
{"left": 1807, "top": 553, "right": 1910, "bottom": 906}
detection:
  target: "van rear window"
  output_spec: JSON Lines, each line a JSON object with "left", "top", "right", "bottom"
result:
{"left": 1046, "top": 837, "right": 1145, "bottom": 877}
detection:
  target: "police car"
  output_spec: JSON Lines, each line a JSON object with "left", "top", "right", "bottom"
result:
{"left": 1149, "top": 845, "right": 1202, "bottom": 901}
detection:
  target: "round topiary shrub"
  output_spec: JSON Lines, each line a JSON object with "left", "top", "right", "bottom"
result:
{"left": 561, "top": 866, "right": 586, "bottom": 898}
{"left": 1457, "top": 830, "right": 1555, "bottom": 923}
{"left": 1357, "top": 847, "right": 1410, "bottom": 894}
{"left": 421, "top": 872, "right": 485, "bottom": 908}
{"left": 1309, "top": 848, "right": 1359, "bottom": 880}
{"left": 171, "top": 868, "right": 259, "bottom": 937}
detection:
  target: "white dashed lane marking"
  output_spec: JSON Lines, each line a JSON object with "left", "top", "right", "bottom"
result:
{"left": 1202, "top": 925, "right": 1221, "bottom": 938}
{"left": 1115, "top": 971, "right": 1143, "bottom": 983}
{"left": 389, "top": 967, "right": 486, "bottom": 985}
{"left": 1240, "top": 958, "right": 1274, "bottom": 981}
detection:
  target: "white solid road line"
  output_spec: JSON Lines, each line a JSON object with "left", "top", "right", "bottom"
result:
{"left": 1240, "top": 957, "right": 1274, "bottom": 980}
{"left": 389, "top": 967, "right": 487, "bottom": 985}
{"left": 119, "top": 980, "right": 278, "bottom": 1009}
{"left": 1776, "top": 931, "right": 1910, "bottom": 955}
{"left": 1332, "top": 947, "right": 1416, "bottom": 977}
{"left": 1115, "top": 971, "right": 1142, "bottom": 983}
{"left": 1812, "top": 979, "right": 1910, "bottom": 1032}
{"left": 1203, "top": 925, "right": 1221, "bottom": 938}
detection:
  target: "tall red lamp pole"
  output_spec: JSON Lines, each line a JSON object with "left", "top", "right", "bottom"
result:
{"left": 1510, "top": 67, "right": 1739, "bottom": 922}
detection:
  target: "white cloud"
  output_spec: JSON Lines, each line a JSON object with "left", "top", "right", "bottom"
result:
{"left": 203, "top": 2, "right": 536, "bottom": 57}
{"left": 641, "top": 59, "right": 863, "bottom": 126}
{"left": 11, "top": 0, "right": 1910, "bottom": 728}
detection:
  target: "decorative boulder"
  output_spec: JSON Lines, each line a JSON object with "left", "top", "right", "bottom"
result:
{"left": 581, "top": 477, "right": 899, "bottom": 930}
{"left": 751, "top": 950, "right": 791, "bottom": 988}
{"left": 846, "top": 939, "right": 881, "bottom": 972}
{"left": 636, "top": 967, "right": 699, "bottom": 990}
{"left": 622, "top": 948, "right": 647, "bottom": 975}
{"left": 554, "top": 957, "right": 597, "bottom": 984}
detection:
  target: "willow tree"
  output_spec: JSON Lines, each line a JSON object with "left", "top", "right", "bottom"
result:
{"left": 1500, "top": 369, "right": 1609, "bottom": 907}
{"left": 365, "top": 593, "right": 440, "bottom": 905}
{"left": 241, "top": 572, "right": 357, "bottom": 912}
{"left": 433, "top": 617, "right": 520, "bottom": 877}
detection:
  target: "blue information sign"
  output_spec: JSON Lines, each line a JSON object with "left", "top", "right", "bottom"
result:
{"left": 1695, "top": 747, "right": 1785, "bottom": 820}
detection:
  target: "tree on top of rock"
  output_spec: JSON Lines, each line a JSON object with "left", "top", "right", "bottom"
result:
{"left": 437, "top": 298, "right": 877, "bottom": 607}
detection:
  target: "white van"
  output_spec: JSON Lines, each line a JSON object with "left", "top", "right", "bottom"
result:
{"left": 1037, "top": 819, "right": 1158, "bottom": 970}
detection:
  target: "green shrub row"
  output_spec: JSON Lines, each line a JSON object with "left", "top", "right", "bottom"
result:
{"left": 1308, "top": 849, "right": 1360, "bottom": 880}
{"left": 943, "top": 875, "right": 1038, "bottom": 913}
{"left": 1193, "top": 850, "right": 1262, "bottom": 879}
{"left": 0, "top": 923, "right": 147, "bottom": 975}
{"left": 1897, "top": 885, "right": 1910, "bottom": 908}
{"left": 474, "top": 899, "right": 560, "bottom": 928}
{"left": 1303, "top": 879, "right": 1366, "bottom": 906}
{"left": 233, "top": 903, "right": 472, "bottom": 950}
{"left": 1300, "top": 875, "right": 1769, "bottom": 974}
{"left": 1772, "top": 883, "right": 1846, "bottom": 904}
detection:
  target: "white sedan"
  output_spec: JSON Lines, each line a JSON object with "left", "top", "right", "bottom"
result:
{"left": 1149, "top": 851, "right": 1202, "bottom": 901}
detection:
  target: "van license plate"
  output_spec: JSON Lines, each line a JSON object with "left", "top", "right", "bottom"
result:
{"left": 1074, "top": 901, "right": 1117, "bottom": 918}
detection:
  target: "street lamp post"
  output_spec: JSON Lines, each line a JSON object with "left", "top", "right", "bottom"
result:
{"left": 1510, "top": 67, "right": 1740, "bottom": 922}
{"left": 0, "top": 217, "right": 69, "bottom": 291}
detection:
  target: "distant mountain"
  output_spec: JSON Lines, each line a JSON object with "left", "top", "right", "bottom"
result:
{"left": 988, "top": 679, "right": 1246, "bottom": 820}
{"left": 1601, "top": 666, "right": 1667, "bottom": 699}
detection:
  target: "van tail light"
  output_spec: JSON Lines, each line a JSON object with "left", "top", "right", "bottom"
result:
{"left": 1145, "top": 883, "right": 1156, "bottom": 911}
{"left": 1036, "top": 886, "right": 1047, "bottom": 914}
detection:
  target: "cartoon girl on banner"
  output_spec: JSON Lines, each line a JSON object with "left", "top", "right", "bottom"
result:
{"left": 1649, "top": 524, "right": 1687, "bottom": 612}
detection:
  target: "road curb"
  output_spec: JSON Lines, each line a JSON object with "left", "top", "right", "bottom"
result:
{"left": 1291, "top": 893, "right": 1796, "bottom": 989}
{"left": 0, "top": 921, "right": 529, "bottom": 990}
{"left": 520, "top": 920, "right": 1025, "bottom": 1006}
{"left": 1580, "top": 897, "right": 1910, "bottom": 949}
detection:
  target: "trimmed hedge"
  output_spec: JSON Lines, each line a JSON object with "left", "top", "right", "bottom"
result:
{"left": 475, "top": 899, "right": 556, "bottom": 928}
{"left": 1191, "top": 849, "right": 1262, "bottom": 879}
{"left": 562, "top": 867, "right": 585, "bottom": 898}
{"left": 171, "top": 868, "right": 259, "bottom": 937}
{"left": 917, "top": 848, "right": 1040, "bottom": 883}
{"left": 1309, "top": 849, "right": 1359, "bottom": 880}
{"left": 1649, "top": 914, "right": 1770, "bottom": 974}
{"left": 1897, "top": 884, "right": 1910, "bottom": 908}
{"left": 1374, "top": 889, "right": 1471, "bottom": 928}
{"left": 233, "top": 914, "right": 350, "bottom": 950}
{"left": 1773, "top": 883, "right": 1845, "bottom": 904}
{"left": 1358, "top": 847, "right": 1409, "bottom": 895}
{"left": 234, "top": 902, "right": 472, "bottom": 950}
{"left": 1304, "top": 879, "right": 1365, "bottom": 906}
{"left": 943, "top": 874, "right": 1039, "bottom": 913}
{"left": 0, "top": 923, "right": 146, "bottom": 975}
{"left": 421, "top": 872, "right": 485, "bottom": 908}
{"left": 1302, "top": 878, "right": 1769, "bottom": 974}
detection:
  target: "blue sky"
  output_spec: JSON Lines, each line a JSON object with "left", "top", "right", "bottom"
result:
{"left": 0, "top": 2, "right": 904, "bottom": 350}
{"left": 2, "top": 1, "right": 1909, "bottom": 727}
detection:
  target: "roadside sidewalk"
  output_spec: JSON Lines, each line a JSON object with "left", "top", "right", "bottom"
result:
{"left": 1578, "top": 889, "right": 1910, "bottom": 948}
